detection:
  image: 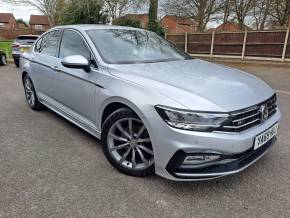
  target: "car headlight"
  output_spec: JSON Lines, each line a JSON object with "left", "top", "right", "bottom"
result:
{"left": 155, "top": 105, "right": 229, "bottom": 132}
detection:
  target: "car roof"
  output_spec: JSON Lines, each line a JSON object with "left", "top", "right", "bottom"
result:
{"left": 52, "top": 24, "right": 146, "bottom": 32}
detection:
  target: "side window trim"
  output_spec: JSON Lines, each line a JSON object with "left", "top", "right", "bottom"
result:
{"left": 59, "top": 28, "right": 99, "bottom": 69}
{"left": 33, "top": 35, "right": 43, "bottom": 53}
{"left": 33, "top": 31, "right": 51, "bottom": 54}
{"left": 57, "top": 29, "right": 64, "bottom": 59}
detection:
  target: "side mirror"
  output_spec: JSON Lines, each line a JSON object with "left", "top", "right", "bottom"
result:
{"left": 61, "top": 55, "right": 90, "bottom": 72}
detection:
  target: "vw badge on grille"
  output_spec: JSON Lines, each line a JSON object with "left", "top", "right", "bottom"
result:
{"left": 260, "top": 104, "right": 269, "bottom": 122}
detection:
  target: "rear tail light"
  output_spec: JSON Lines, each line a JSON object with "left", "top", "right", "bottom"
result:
{"left": 12, "top": 43, "right": 20, "bottom": 48}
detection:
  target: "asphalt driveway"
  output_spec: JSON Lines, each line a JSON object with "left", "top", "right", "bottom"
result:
{"left": 0, "top": 62, "right": 290, "bottom": 217}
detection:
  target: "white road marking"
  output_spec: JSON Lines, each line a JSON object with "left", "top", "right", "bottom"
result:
{"left": 275, "top": 90, "right": 290, "bottom": 95}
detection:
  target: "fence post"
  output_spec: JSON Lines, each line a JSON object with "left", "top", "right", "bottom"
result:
{"left": 242, "top": 29, "right": 248, "bottom": 60}
{"left": 282, "top": 28, "right": 289, "bottom": 62}
{"left": 185, "top": 32, "right": 188, "bottom": 53}
{"left": 210, "top": 31, "right": 215, "bottom": 57}
{"left": 5, "top": 48, "right": 10, "bottom": 61}
{"left": 164, "top": 33, "right": 167, "bottom": 40}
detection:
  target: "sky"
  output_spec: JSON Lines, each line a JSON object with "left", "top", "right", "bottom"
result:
{"left": 0, "top": 0, "right": 218, "bottom": 28}
{"left": 0, "top": 0, "right": 41, "bottom": 22}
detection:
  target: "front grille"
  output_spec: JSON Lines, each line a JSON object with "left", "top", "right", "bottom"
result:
{"left": 219, "top": 94, "right": 277, "bottom": 132}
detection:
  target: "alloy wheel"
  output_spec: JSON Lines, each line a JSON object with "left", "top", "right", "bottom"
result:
{"left": 107, "top": 118, "right": 154, "bottom": 170}
{"left": 24, "top": 76, "right": 36, "bottom": 107}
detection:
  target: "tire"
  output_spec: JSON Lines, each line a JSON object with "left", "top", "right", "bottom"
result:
{"left": 14, "top": 58, "right": 19, "bottom": 67}
{"left": 22, "top": 74, "right": 43, "bottom": 111}
{"left": 101, "top": 108, "right": 155, "bottom": 177}
{"left": 0, "top": 54, "right": 7, "bottom": 66}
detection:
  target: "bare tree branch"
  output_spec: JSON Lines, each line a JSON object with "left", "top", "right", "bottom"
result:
{"left": 268, "top": 0, "right": 289, "bottom": 27}
{"left": 104, "top": 0, "right": 147, "bottom": 21}
{"left": 4, "top": 0, "right": 57, "bottom": 26}
{"left": 231, "top": 0, "right": 254, "bottom": 30}
{"left": 252, "top": 0, "right": 273, "bottom": 30}
{"left": 161, "top": 0, "right": 222, "bottom": 32}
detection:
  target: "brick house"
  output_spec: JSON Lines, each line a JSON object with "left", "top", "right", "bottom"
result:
{"left": 29, "top": 15, "right": 50, "bottom": 32}
{"left": 161, "top": 15, "right": 197, "bottom": 34}
{"left": 0, "top": 13, "right": 17, "bottom": 30}
{"left": 120, "top": 14, "right": 149, "bottom": 28}
{"left": 213, "top": 22, "right": 252, "bottom": 32}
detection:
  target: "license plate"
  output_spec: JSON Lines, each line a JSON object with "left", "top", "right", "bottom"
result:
{"left": 254, "top": 123, "right": 279, "bottom": 150}
{"left": 20, "top": 48, "right": 29, "bottom": 53}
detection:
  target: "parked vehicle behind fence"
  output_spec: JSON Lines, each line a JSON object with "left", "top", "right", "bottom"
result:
{"left": 12, "top": 35, "right": 39, "bottom": 67}
{"left": 20, "top": 25, "right": 281, "bottom": 181}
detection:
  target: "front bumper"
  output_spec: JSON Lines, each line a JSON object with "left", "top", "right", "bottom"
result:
{"left": 166, "top": 137, "right": 276, "bottom": 180}
{"left": 149, "top": 108, "right": 281, "bottom": 181}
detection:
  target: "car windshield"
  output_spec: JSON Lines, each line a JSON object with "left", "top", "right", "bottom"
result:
{"left": 87, "top": 29, "right": 190, "bottom": 64}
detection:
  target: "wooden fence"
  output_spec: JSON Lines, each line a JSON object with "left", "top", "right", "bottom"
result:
{"left": 166, "top": 29, "right": 290, "bottom": 62}
{"left": 0, "top": 29, "right": 45, "bottom": 40}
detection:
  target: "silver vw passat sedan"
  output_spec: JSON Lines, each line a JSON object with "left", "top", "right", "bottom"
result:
{"left": 20, "top": 25, "right": 281, "bottom": 181}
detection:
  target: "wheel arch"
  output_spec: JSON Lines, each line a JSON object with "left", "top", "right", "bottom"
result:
{"left": 99, "top": 97, "right": 152, "bottom": 133}
{"left": 22, "top": 71, "right": 28, "bottom": 82}
{"left": 21, "top": 71, "right": 39, "bottom": 95}
{"left": 101, "top": 102, "right": 133, "bottom": 127}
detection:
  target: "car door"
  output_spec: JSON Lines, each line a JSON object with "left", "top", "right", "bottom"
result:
{"left": 51, "top": 29, "right": 97, "bottom": 126}
{"left": 30, "top": 30, "right": 62, "bottom": 99}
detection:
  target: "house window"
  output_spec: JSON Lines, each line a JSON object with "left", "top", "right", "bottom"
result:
{"left": 35, "top": 25, "right": 43, "bottom": 30}
{"left": 0, "top": 23, "right": 5, "bottom": 28}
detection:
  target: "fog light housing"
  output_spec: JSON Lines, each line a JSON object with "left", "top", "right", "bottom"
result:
{"left": 183, "top": 154, "right": 221, "bottom": 165}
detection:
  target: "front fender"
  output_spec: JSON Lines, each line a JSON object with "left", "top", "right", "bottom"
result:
{"left": 95, "top": 73, "right": 185, "bottom": 129}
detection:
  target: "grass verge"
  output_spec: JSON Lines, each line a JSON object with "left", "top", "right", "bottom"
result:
{"left": 0, "top": 40, "right": 13, "bottom": 59}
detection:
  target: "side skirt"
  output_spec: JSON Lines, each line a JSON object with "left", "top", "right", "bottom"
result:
{"left": 38, "top": 94, "right": 101, "bottom": 139}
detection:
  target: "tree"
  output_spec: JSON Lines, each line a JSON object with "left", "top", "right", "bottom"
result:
{"left": 59, "top": 0, "right": 109, "bottom": 25}
{"left": 113, "top": 17, "right": 142, "bottom": 28}
{"left": 16, "top": 18, "right": 28, "bottom": 27}
{"left": 148, "top": 0, "right": 158, "bottom": 32}
{"left": 231, "top": 0, "right": 255, "bottom": 30}
{"left": 54, "top": 0, "right": 66, "bottom": 25}
{"left": 268, "top": 0, "right": 289, "bottom": 27}
{"left": 104, "top": 0, "right": 146, "bottom": 21}
{"left": 6, "top": 0, "right": 57, "bottom": 27}
{"left": 252, "top": 0, "right": 273, "bottom": 30}
{"left": 220, "top": 0, "right": 233, "bottom": 24}
{"left": 161, "top": 0, "right": 222, "bottom": 32}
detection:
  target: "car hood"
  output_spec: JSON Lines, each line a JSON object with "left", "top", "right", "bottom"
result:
{"left": 107, "top": 59, "right": 274, "bottom": 112}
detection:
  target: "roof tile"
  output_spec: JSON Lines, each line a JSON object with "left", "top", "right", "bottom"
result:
{"left": 29, "top": 15, "right": 50, "bottom": 25}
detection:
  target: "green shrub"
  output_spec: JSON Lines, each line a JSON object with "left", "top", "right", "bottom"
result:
{"left": 155, "top": 23, "right": 165, "bottom": 37}
{"left": 113, "top": 18, "right": 142, "bottom": 29}
{"left": 0, "top": 40, "right": 13, "bottom": 59}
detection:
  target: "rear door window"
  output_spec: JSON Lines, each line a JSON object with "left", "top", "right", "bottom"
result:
{"left": 38, "top": 30, "right": 61, "bottom": 57}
